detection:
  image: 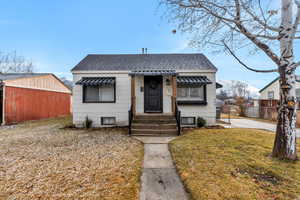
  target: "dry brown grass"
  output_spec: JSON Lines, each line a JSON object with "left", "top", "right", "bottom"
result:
{"left": 170, "top": 129, "right": 300, "bottom": 200}
{"left": 0, "top": 117, "right": 143, "bottom": 200}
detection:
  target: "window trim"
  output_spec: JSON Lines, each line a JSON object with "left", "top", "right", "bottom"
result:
{"left": 101, "top": 117, "right": 116, "bottom": 125}
{"left": 82, "top": 78, "right": 116, "bottom": 103}
{"left": 181, "top": 117, "right": 196, "bottom": 125}
{"left": 177, "top": 85, "right": 207, "bottom": 105}
{"left": 267, "top": 91, "right": 274, "bottom": 100}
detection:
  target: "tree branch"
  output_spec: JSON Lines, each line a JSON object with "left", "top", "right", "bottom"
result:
{"left": 234, "top": 19, "right": 281, "bottom": 65}
{"left": 290, "top": 61, "right": 300, "bottom": 70}
{"left": 223, "top": 41, "right": 278, "bottom": 73}
{"left": 258, "top": 0, "right": 267, "bottom": 26}
{"left": 178, "top": 3, "right": 237, "bottom": 24}
{"left": 254, "top": 34, "right": 279, "bottom": 40}
{"left": 171, "top": 1, "right": 281, "bottom": 65}
{"left": 294, "top": 61, "right": 300, "bottom": 68}
{"left": 292, "top": 1, "right": 300, "bottom": 39}
{"left": 241, "top": 3, "right": 280, "bottom": 32}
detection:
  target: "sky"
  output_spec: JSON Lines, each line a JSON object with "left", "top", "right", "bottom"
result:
{"left": 0, "top": 0, "right": 300, "bottom": 92}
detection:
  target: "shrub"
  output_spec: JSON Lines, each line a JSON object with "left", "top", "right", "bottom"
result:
{"left": 83, "top": 116, "right": 93, "bottom": 129}
{"left": 197, "top": 117, "right": 206, "bottom": 128}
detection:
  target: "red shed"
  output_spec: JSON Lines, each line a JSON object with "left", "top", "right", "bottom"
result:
{"left": 0, "top": 73, "right": 72, "bottom": 125}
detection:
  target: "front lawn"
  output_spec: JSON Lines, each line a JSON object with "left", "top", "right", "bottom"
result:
{"left": 170, "top": 129, "right": 300, "bottom": 200}
{"left": 0, "top": 117, "right": 143, "bottom": 200}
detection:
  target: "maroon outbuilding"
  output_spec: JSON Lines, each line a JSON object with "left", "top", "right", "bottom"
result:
{"left": 0, "top": 73, "right": 72, "bottom": 125}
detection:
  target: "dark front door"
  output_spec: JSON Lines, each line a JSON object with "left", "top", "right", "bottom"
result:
{"left": 144, "top": 76, "right": 163, "bottom": 113}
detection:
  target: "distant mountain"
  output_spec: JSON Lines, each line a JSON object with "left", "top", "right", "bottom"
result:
{"left": 59, "top": 77, "right": 73, "bottom": 90}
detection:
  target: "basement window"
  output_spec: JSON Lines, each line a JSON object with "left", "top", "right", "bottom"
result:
{"left": 181, "top": 117, "right": 196, "bottom": 125}
{"left": 101, "top": 117, "right": 116, "bottom": 125}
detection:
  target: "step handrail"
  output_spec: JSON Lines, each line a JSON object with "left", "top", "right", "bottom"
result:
{"left": 128, "top": 105, "right": 133, "bottom": 136}
{"left": 175, "top": 102, "right": 181, "bottom": 136}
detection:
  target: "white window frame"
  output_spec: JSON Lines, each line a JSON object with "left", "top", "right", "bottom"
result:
{"left": 101, "top": 117, "right": 116, "bottom": 125}
{"left": 177, "top": 86, "right": 205, "bottom": 101}
{"left": 267, "top": 91, "right": 274, "bottom": 99}
{"left": 83, "top": 85, "right": 115, "bottom": 103}
{"left": 181, "top": 117, "right": 196, "bottom": 125}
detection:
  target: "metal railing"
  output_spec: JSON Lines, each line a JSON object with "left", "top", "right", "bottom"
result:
{"left": 175, "top": 102, "right": 181, "bottom": 136}
{"left": 128, "top": 105, "right": 133, "bottom": 136}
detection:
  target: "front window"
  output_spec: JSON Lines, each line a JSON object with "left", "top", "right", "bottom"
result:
{"left": 83, "top": 85, "right": 115, "bottom": 103}
{"left": 177, "top": 86, "right": 205, "bottom": 101}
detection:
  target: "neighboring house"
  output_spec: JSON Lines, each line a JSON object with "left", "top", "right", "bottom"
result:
{"left": 0, "top": 73, "right": 72, "bottom": 125}
{"left": 71, "top": 53, "right": 218, "bottom": 134}
{"left": 259, "top": 76, "right": 300, "bottom": 100}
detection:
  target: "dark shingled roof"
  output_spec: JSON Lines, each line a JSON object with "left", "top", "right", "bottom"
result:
{"left": 129, "top": 69, "right": 177, "bottom": 76}
{"left": 0, "top": 73, "right": 52, "bottom": 81}
{"left": 71, "top": 54, "right": 217, "bottom": 71}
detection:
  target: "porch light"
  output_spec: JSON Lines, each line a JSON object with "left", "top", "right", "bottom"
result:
{"left": 166, "top": 78, "right": 171, "bottom": 86}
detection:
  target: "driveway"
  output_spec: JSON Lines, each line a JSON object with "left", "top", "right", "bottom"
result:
{"left": 222, "top": 118, "right": 300, "bottom": 138}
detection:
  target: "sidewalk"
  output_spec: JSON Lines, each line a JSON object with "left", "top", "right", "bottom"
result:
{"left": 134, "top": 137, "right": 189, "bottom": 200}
{"left": 221, "top": 118, "right": 300, "bottom": 138}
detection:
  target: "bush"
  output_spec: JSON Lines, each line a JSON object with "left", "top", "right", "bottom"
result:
{"left": 197, "top": 117, "right": 206, "bottom": 128}
{"left": 83, "top": 116, "right": 93, "bottom": 129}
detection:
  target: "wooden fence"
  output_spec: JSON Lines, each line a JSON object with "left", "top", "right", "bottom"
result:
{"left": 259, "top": 99, "right": 300, "bottom": 126}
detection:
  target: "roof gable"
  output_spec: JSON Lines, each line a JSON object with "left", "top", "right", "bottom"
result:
{"left": 0, "top": 73, "right": 51, "bottom": 81}
{"left": 71, "top": 54, "right": 218, "bottom": 72}
{"left": 259, "top": 76, "right": 300, "bottom": 93}
{"left": 1, "top": 73, "right": 71, "bottom": 93}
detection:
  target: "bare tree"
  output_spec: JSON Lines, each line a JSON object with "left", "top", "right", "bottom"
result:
{"left": 230, "top": 80, "right": 250, "bottom": 98}
{"left": 217, "top": 89, "right": 229, "bottom": 100}
{"left": 162, "top": 0, "right": 300, "bottom": 160}
{"left": 0, "top": 51, "right": 34, "bottom": 73}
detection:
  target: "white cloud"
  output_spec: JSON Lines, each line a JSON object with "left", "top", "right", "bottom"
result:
{"left": 171, "top": 39, "right": 190, "bottom": 53}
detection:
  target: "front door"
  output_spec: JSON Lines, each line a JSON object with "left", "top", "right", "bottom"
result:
{"left": 144, "top": 76, "right": 163, "bottom": 113}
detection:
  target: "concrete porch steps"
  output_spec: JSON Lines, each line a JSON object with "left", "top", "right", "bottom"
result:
{"left": 131, "top": 123, "right": 177, "bottom": 130}
{"left": 131, "top": 114, "right": 178, "bottom": 136}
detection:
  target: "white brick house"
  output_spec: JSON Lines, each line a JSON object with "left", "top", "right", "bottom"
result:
{"left": 71, "top": 54, "right": 219, "bottom": 134}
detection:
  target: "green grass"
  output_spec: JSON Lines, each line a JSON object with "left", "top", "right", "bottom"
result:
{"left": 170, "top": 129, "right": 300, "bottom": 200}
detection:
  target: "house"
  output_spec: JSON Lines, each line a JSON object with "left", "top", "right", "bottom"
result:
{"left": 259, "top": 76, "right": 300, "bottom": 100}
{"left": 0, "top": 73, "right": 72, "bottom": 125}
{"left": 71, "top": 53, "right": 218, "bottom": 134}
{"left": 259, "top": 77, "right": 300, "bottom": 122}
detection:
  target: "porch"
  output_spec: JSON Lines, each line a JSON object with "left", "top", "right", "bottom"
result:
{"left": 127, "top": 69, "right": 212, "bottom": 136}
{"left": 128, "top": 69, "right": 180, "bottom": 136}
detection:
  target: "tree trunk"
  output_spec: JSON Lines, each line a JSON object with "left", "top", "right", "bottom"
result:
{"left": 272, "top": 0, "right": 298, "bottom": 160}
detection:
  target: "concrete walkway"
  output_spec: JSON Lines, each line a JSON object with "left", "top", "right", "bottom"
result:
{"left": 135, "top": 137, "right": 189, "bottom": 200}
{"left": 221, "top": 118, "right": 300, "bottom": 138}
